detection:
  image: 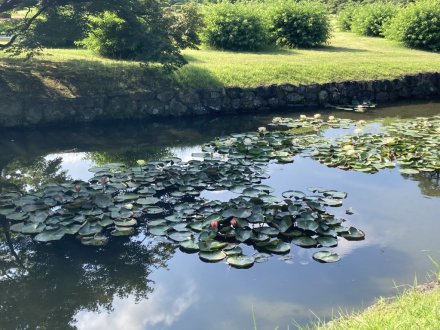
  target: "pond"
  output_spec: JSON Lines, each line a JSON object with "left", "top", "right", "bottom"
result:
{"left": 0, "top": 101, "right": 439, "bottom": 330}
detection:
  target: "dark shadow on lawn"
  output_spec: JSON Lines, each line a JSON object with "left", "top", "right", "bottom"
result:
{"left": 0, "top": 56, "right": 223, "bottom": 97}
{"left": 313, "top": 45, "right": 369, "bottom": 53}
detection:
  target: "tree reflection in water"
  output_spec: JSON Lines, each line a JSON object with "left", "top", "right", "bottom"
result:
{"left": 0, "top": 224, "right": 176, "bottom": 329}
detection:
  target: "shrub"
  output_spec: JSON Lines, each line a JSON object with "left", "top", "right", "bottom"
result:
{"left": 351, "top": 2, "right": 398, "bottom": 37}
{"left": 337, "top": 3, "right": 359, "bottom": 32}
{"left": 167, "top": 2, "right": 204, "bottom": 50}
{"left": 78, "top": 9, "right": 186, "bottom": 69}
{"left": 267, "top": 0, "right": 331, "bottom": 48}
{"left": 202, "top": 2, "right": 268, "bottom": 51}
{"left": 384, "top": 0, "right": 440, "bottom": 51}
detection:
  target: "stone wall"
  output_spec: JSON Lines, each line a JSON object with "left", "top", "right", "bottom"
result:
{"left": 1, "top": 73, "right": 439, "bottom": 127}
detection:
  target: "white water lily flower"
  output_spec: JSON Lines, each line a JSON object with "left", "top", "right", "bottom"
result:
{"left": 230, "top": 137, "right": 237, "bottom": 143}
{"left": 328, "top": 115, "right": 335, "bottom": 121}
{"left": 345, "top": 149, "right": 357, "bottom": 156}
{"left": 314, "top": 114, "right": 321, "bottom": 119}
{"left": 243, "top": 138, "right": 253, "bottom": 146}
{"left": 354, "top": 128, "right": 362, "bottom": 135}
{"left": 300, "top": 114, "right": 307, "bottom": 120}
{"left": 383, "top": 137, "right": 396, "bottom": 145}
{"left": 224, "top": 139, "right": 233, "bottom": 147}
{"left": 258, "top": 126, "right": 267, "bottom": 133}
{"left": 136, "top": 159, "right": 146, "bottom": 166}
{"left": 124, "top": 203, "right": 134, "bottom": 210}
{"left": 343, "top": 144, "right": 354, "bottom": 151}
{"left": 272, "top": 117, "right": 282, "bottom": 123}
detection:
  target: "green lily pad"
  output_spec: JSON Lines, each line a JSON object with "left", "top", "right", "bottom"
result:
{"left": 312, "top": 251, "right": 341, "bottom": 263}
{"left": 341, "top": 227, "right": 365, "bottom": 241}
{"left": 291, "top": 236, "right": 317, "bottom": 247}
{"left": 199, "top": 250, "right": 226, "bottom": 263}
{"left": 180, "top": 239, "right": 199, "bottom": 253}
{"left": 227, "top": 255, "right": 255, "bottom": 269}
{"left": 34, "top": 228, "right": 66, "bottom": 242}
{"left": 317, "top": 236, "right": 338, "bottom": 247}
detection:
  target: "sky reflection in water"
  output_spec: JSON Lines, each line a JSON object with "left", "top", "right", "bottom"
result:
{"left": 0, "top": 102, "right": 439, "bottom": 330}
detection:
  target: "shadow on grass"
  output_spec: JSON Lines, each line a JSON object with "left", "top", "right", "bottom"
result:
{"left": 313, "top": 45, "right": 369, "bottom": 53}
{"left": 0, "top": 55, "right": 223, "bottom": 97}
{"left": 174, "top": 65, "right": 223, "bottom": 89}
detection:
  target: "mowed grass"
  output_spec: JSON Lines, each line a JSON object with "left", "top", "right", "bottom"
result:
{"left": 176, "top": 32, "right": 440, "bottom": 88}
{"left": 1, "top": 31, "right": 440, "bottom": 93}
{"left": 315, "top": 282, "right": 440, "bottom": 330}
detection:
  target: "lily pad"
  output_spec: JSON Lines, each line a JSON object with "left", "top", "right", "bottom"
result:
{"left": 199, "top": 251, "right": 226, "bottom": 263}
{"left": 312, "top": 251, "right": 341, "bottom": 263}
{"left": 227, "top": 255, "right": 255, "bottom": 269}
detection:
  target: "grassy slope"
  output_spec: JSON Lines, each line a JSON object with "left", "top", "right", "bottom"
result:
{"left": 176, "top": 32, "right": 440, "bottom": 88}
{"left": 316, "top": 282, "right": 440, "bottom": 330}
{"left": 0, "top": 32, "right": 439, "bottom": 95}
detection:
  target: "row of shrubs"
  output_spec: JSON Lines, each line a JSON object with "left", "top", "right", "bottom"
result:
{"left": 337, "top": 0, "right": 440, "bottom": 51}
{"left": 15, "top": 0, "right": 330, "bottom": 56}
{"left": 202, "top": 1, "right": 330, "bottom": 51}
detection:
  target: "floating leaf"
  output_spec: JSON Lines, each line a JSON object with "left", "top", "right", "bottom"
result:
{"left": 199, "top": 251, "right": 226, "bottom": 263}
{"left": 312, "top": 251, "right": 341, "bottom": 263}
{"left": 227, "top": 255, "right": 255, "bottom": 269}
{"left": 291, "top": 236, "right": 317, "bottom": 247}
{"left": 34, "top": 228, "right": 65, "bottom": 242}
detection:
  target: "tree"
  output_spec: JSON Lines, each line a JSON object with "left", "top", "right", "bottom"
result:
{"left": 0, "top": 0, "right": 203, "bottom": 69}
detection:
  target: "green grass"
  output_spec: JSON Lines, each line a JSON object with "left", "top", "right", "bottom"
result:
{"left": 0, "top": 31, "right": 440, "bottom": 95}
{"left": 315, "top": 282, "right": 440, "bottom": 330}
{"left": 176, "top": 32, "right": 440, "bottom": 88}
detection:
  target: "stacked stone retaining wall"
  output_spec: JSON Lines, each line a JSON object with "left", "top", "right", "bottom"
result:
{"left": 1, "top": 73, "right": 439, "bottom": 127}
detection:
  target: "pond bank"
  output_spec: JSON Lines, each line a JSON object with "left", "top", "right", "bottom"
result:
{"left": 1, "top": 72, "right": 439, "bottom": 128}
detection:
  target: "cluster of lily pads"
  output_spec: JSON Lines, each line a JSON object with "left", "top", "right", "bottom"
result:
{"left": 2, "top": 113, "right": 436, "bottom": 268}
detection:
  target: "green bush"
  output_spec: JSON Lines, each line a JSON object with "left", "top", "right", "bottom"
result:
{"left": 167, "top": 2, "right": 204, "bottom": 50}
{"left": 337, "top": 3, "right": 359, "bottom": 31}
{"left": 351, "top": 2, "right": 398, "bottom": 37}
{"left": 202, "top": 2, "right": 268, "bottom": 51}
{"left": 385, "top": 0, "right": 440, "bottom": 51}
{"left": 78, "top": 9, "right": 186, "bottom": 68}
{"left": 267, "top": 0, "right": 331, "bottom": 48}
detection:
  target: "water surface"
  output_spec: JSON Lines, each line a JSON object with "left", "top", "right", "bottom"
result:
{"left": 1, "top": 101, "right": 439, "bottom": 330}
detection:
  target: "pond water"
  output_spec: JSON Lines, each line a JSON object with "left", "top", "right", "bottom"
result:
{"left": 0, "top": 102, "right": 439, "bottom": 330}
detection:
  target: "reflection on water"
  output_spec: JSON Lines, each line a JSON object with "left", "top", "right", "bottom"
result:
{"left": 0, "top": 101, "right": 440, "bottom": 329}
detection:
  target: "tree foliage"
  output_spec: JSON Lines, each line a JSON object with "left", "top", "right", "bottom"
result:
{"left": 0, "top": 0, "right": 202, "bottom": 69}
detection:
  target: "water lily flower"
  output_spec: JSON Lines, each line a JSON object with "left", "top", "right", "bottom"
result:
{"left": 230, "top": 217, "right": 238, "bottom": 227}
{"left": 343, "top": 144, "right": 354, "bottom": 151}
{"left": 354, "top": 128, "right": 362, "bottom": 135}
{"left": 230, "top": 137, "right": 237, "bottom": 143}
{"left": 345, "top": 149, "right": 357, "bottom": 156}
{"left": 258, "top": 126, "right": 267, "bottom": 134}
{"left": 300, "top": 114, "right": 307, "bottom": 120}
{"left": 314, "top": 114, "right": 321, "bottom": 119}
{"left": 210, "top": 220, "right": 218, "bottom": 230}
{"left": 74, "top": 184, "right": 81, "bottom": 192}
{"left": 224, "top": 139, "right": 233, "bottom": 147}
{"left": 124, "top": 203, "right": 134, "bottom": 210}
{"left": 383, "top": 137, "right": 396, "bottom": 145}
{"left": 328, "top": 115, "right": 335, "bottom": 121}
{"left": 243, "top": 138, "right": 253, "bottom": 146}
{"left": 137, "top": 159, "right": 146, "bottom": 166}
{"left": 272, "top": 117, "right": 282, "bottom": 123}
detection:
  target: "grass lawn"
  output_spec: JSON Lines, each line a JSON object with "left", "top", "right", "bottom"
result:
{"left": 316, "top": 281, "right": 440, "bottom": 330}
{"left": 176, "top": 32, "right": 440, "bottom": 88}
{"left": 1, "top": 31, "right": 440, "bottom": 94}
